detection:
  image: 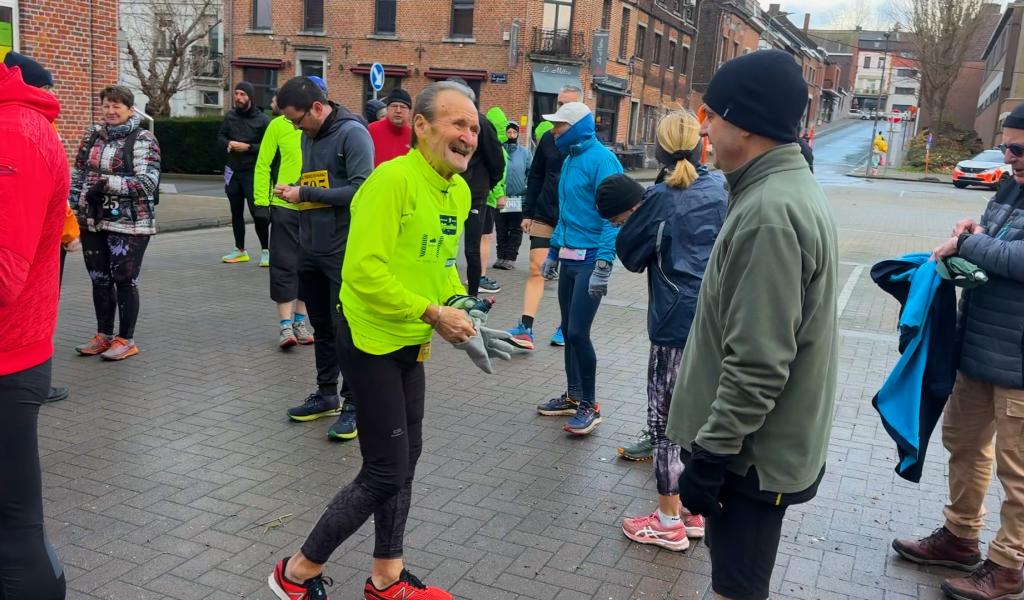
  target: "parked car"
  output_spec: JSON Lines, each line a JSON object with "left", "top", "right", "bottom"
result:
{"left": 848, "top": 109, "right": 863, "bottom": 118}
{"left": 952, "top": 149, "right": 1012, "bottom": 190}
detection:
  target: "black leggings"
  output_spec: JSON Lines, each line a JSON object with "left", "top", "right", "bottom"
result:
{"left": 463, "top": 201, "right": 485, "bottom": 296}
{"left": 0, "top": 360, "right": 66, "bottom": 600}
{"left": 495, "top": 210, "right": 524, "bottom": 261}
{"left": 297, "top": 252, "right": 351, "bottom": 402}
{"left": 81, "top": 231, "right": 150, "bottom": 339}
{"left": 225, "top": 170, "right": 269, "bottom": 251}
{"left": 300, "top": 320, "right": 424, "bottom": 562}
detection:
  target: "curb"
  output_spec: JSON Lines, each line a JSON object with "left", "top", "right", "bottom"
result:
{"left": 845, "top": 172, "right": 951, "bottom": 185}
{"left": 157, "top": 215, "right": 252, "bottom": 234}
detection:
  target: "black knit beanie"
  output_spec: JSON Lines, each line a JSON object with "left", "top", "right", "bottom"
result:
{"left": 4, "top": 51, "right": 53, "bottom": 88}
{"left": 596, "top": 174, "right": 645, "bottom": 220}
{"left": 234, "top": 81, "right": 256, "bottom": 101}
{"left": 1004, "top": 104, "right": 1024, "bottom": 130}
{"left": 703, "top": 49, "right": 808, "bottom": 143}
{"left": 386, "top": 87, "right": 413, "bottom": 109}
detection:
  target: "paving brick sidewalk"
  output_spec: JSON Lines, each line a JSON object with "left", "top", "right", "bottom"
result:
{"left": 44, "top": 180, "right": 1004, "bottom": 599}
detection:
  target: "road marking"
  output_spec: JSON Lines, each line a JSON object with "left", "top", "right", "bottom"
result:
{"left": 840, "top": 328, "right": 897, "bottom": 342}
{"left": 837, "top": 265, "right": 864, "bottom": 317}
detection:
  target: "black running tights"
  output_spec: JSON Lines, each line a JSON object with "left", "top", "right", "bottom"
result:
{"left": 81, "top": 231, "right": 150, "bottom": 339}
{"left": 0, "top": 360, "right": 66, "bottom": 600}
{"left": 300, "top": 320, "right": 424, "bottom": 562}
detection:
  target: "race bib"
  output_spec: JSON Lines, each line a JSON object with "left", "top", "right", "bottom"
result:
{"left": 558, "top": 247, "right": 588, "bottom": 261}
{"left": 417, "top": 342, "right": 432, "bottom": 362}
{"left": 299, "top": 170, "right": 330, "bottom": 189}
{"left": 501, "top": 196, "right": 523, "bottom": 213}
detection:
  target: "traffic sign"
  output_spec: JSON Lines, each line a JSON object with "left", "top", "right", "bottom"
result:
{"left": 369, "top": 62, "right": 385, "bottom": 93}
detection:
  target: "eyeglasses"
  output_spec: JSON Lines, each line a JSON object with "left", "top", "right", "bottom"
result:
{"left": 287, "top": 110, "right": 309, "bottom": 127}
{"left": 998, "top": 143, "right": 1024, "bottom": 158}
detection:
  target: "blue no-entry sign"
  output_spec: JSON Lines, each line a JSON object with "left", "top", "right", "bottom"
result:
{"left": 369, "top": 63, "right": 386, "bottom": 92}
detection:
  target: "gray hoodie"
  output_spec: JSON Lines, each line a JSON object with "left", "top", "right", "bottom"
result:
{"left": 297, "top": 104, "right": 374, "bottom": 257}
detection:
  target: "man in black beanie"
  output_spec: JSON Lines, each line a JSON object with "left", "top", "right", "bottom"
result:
{"left": 218, "top": 80, "right": 271, "bottom": 265}
{"left": 891, "top": 103, "right": 1024, "bottom": 600}
{"left": 665, "top": 49, "right": 839, "bottom": 600}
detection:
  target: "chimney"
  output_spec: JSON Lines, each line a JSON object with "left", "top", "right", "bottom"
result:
{"left": 803, "top": 13, "right": 811, "bottom": 32}
{"left": 768, "top": 3, "right": 780, "bottom": 16}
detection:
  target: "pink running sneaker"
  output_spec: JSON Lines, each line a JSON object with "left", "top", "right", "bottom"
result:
{"left": 622, "top": 511, "right": 690, "bottom": 551}
{"left": 682, "top": 511, "right": 705, "bottom": 538}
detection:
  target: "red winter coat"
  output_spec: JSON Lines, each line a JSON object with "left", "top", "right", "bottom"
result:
{"left": 0, "top": 64, "right": 69, "bottom": 376}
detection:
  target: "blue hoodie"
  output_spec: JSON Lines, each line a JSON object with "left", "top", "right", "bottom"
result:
{"left": 551, "top": 113, "right": 624, "bottom": 262}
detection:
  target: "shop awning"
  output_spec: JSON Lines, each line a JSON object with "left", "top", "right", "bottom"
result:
{"left": 593, "top": 75, "right": 629, "bottom": 96}
{"left": 231, "top": 57, "right": 286, "bottom": 69}
{"left": 531, "top": 63, "right": 581, "bottom": 94}
{"left": 424, "top": 68, "right": 488, "bottom": 81}
{"left": 350, "top": 64, "right": 411, "bottom": 77}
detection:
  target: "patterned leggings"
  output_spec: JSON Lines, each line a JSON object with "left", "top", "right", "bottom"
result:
{"left": 81, "top": 231, "right": 150, "bottom": 339}
{"left": 648, "top": 344, "right": 686, "bottom": 496}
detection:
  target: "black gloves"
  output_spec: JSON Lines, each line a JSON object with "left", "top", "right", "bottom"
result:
{"left": 85, "top": 180, "right": 106, "bottom": 223}
{"left": 678, "top": 443, "right": 732, "bottom": 517}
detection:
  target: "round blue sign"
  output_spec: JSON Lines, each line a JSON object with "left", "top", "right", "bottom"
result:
{"left": 369, "top": 63, "right": 386, "bottom": 92}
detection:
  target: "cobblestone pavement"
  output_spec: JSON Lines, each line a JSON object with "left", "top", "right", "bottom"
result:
{"left": 44, "top": 179, "right": 1005, "bottom": 599}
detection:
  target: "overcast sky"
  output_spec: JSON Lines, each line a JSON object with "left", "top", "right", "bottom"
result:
{"left": 760, "top": 0, "right": 1007, "bottom": 29}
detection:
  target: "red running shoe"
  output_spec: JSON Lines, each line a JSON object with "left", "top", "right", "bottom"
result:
{"left": 364, "top": 569, "right": 453, "bottom": 599}
{"left": 268, "top": 558, "right": 332, "bottom": 600}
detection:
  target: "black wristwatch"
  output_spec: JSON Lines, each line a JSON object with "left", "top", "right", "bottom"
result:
{"left": 956, "top": 232, "right": 972, "bottom": 254}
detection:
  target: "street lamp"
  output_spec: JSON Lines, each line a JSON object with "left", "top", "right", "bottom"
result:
{"left": 866, "top": 24, "right": 900, "bottom": 174}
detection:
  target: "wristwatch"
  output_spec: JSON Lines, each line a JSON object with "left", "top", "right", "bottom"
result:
{"left": 596, "top": 260, "right": 612, "bottom": 270}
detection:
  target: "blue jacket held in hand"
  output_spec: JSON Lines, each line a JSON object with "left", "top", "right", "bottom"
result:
{"left": 616, "top": 167, "right": 728, "bottom": 347}
{"left": 870, "top": 252, "right": 958, "bottom": 483}
{"left": 551, "top": 113, "right": 624, "bottom": 262}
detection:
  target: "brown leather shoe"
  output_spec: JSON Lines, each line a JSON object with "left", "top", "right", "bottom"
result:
{"left": 941, "top": 560, "right": 1024, "bottom": 600}
{"left": 892, "top": 527, "right": 983, "bottom": 571}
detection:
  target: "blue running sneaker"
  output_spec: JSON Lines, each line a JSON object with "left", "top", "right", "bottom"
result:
{"left": 287, "top": 391, "right": 341, "bottom": 422}
{"left": 564, "top": 404, "right": 603, "bottom": 435}
{"left": 550, "top": 326, "right": 565, "bottom": 347}
{"left": 327, "top": 402, "right": 357, "bottom": 440}
{"left": 506, "top": 322, "right": 535, "bottom": 350}
{"left": 537, "top": 392, "right": 578, "bottom": 416}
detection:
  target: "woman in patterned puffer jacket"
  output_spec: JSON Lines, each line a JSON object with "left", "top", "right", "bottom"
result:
{"left": 68, "top": 85, "right": 161, "bottom": 361}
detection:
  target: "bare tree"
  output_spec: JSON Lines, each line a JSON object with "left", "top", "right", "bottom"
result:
{"left": 121, "top": 0, "right": 222, "bottom": 117}
{"left": 826, "top": 0, "right": 875, "bottom": 29}
{"left": 898, "top": 0, "right": 982, "bottom": 131}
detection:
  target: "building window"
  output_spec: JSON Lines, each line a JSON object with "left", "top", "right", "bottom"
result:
{"left": 155, "top": 14, "right": 174, "bottom": 56}
{"left": 543, "top": 0, "right": 573, "bottom": 33}
{"left": 618, "top": 8, "right": 630, "bottom": 60}
{"left": 298, "top": 58, "right": 324, "bottom": 78}
{"left": 894, "top": 86, "right": 916, "bottom": 95}
{"left": 242, "top": 67, "right": 277, "bottom": 111}
{"left": 642, "top": 104, "right": 658, "bottom": 142}
{"left": 680, "top": 45, "right": 689, "bottom": 73}
{"left": 863, "top": 55, "right": 871, "bottom": 68}
{"left": 653, "top": 33, "right": 662, "bottom": 65}
{"left": 450, "top": 0, "right": 474, "bottom": 38}
{"left": 376, "top": 0, "right": 397, "bottom": 34}
{"left": 595, "top": 93, "right": 618, "bottom": 143}
{"left": 668, "top": 40, "right": 676, "bottom": 70}
{"left": 635, "top": 25, "right": 646, "bottom": 58}
{"left": 733, "top": 41, "right": 739, "bottom": 60}
{"left": 252, "top": 0, "right": 271, "bottom": 29}
{"left": 303, "top": 0, "right": 323, "bottom": 31}
{"left": 601, "top": 0, "right": 612, "bottom": 29}
{"left": 199, "top": 90, "right": 220, "bottom": 106}
{"left": 363, "top": 76, "right": 404, "bottom": 104}
{"left": 896, "top": 68, "right": 918, "bottom": 78}
{"left": 878, "top": 57, "right": 885, "bottom": 69}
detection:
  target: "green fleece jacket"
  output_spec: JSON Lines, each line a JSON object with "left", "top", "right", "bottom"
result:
{"left": 254, "top": 115, "right": 303, "bottom": 210}
{"left": 666, "top": 143, "right": 840, "bottom": 494}
{"left": 485, "top": 107, "right": 508, "bottom": 208}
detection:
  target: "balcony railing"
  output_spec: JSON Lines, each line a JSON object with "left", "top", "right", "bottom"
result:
{"left": 530, "top": 28, "right": 586, "bottom": 60}
{"left": 190, "top": 48, "right": 224, "bottom": 79}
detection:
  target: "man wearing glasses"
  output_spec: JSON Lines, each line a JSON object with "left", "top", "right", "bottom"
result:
{"left": 272, "top": 76, "right": 374, "bottom": 442}
{"left": 893, "top": 104, "right": 1024, "bottom": 600}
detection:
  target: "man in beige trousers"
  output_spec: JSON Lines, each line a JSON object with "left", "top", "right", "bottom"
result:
{"left": 892, "top": 103, "right": 1024, "bottom": 600}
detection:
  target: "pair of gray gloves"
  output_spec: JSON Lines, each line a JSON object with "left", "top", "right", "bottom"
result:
{"left": 446, "top": 296, "right": 529, "bottom": 373}
{"left": 541, "top": 248, "right": 612, "bottom": 298}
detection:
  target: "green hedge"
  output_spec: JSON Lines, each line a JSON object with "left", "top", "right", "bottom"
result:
{"left": 154, "top": 116, "right": 225, "bottom": 174}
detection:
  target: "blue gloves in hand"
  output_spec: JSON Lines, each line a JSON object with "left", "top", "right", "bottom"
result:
{"left": 446, "top": 296, "right": 528, "bottom": 373}
{"left": 541, "top": 247, "right": 559, "bottom": 280}
{"left": 588, "top": 260, "right": 612, "bottom": 298}
{"left": 678, "top": 443, "right": 731, "bottom": 517}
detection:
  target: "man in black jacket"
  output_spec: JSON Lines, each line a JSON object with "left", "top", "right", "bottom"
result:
{"left": 447, "top": 77, "right": 504, "bottom": 297}
{"left": 219, "top": 81, "right": 271, "bottom": 265}
{"left": 506, "top": 84, "right": 581, "bottom": 350}
{"left": 272, "top": 76, "right": 374, "bottom": 442}
{"left": 893, "top": 104, "right": 1024, "bottom": 600}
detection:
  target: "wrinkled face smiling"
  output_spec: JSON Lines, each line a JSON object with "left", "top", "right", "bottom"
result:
{"left": 415, "top": 90, "right": 479, "bottom": 179}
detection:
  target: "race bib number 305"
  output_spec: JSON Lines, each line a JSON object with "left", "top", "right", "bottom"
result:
{"left": 299, "top": 170, "right": 330, "bottom": 189}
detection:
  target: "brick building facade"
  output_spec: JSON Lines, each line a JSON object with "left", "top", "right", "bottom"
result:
{"left": 1, "top": 0, "right": 119, "bottom": 155}
{"left": 690, "top": 0, "right": 764, "bottom": 95}
{"left": 228, "top": 0, "right": 696, "bottom": 164}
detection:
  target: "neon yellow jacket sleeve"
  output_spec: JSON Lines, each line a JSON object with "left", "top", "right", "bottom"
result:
{"left": 253, "top": 123, "right": 279, "bottom": 207}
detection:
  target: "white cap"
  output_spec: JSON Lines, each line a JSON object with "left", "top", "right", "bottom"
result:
{"left": 542, "top": 102, "right": 591, "bottom": 125}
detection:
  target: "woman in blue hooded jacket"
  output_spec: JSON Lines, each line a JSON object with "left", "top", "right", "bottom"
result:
{"left": 595, "top": 110, "right": 727, "bottom": 551}
{"left": 535, "top": 102, "right": 623, "bottom": 435}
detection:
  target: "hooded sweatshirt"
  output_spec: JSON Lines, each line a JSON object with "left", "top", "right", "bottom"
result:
{"left": 0, "top": 64, "right": 70, "bottom": 375}
{"left": 218, "top": 102, "right": 270, "bottom": 172}
{"left": 254, "top": 115, "right": 303, "bottom": 210}
{"left": 550, "top": 113, "right": 624, "bottom": 262}
{"left": 484, "top": 107, "right": 509, "bottom": 208}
